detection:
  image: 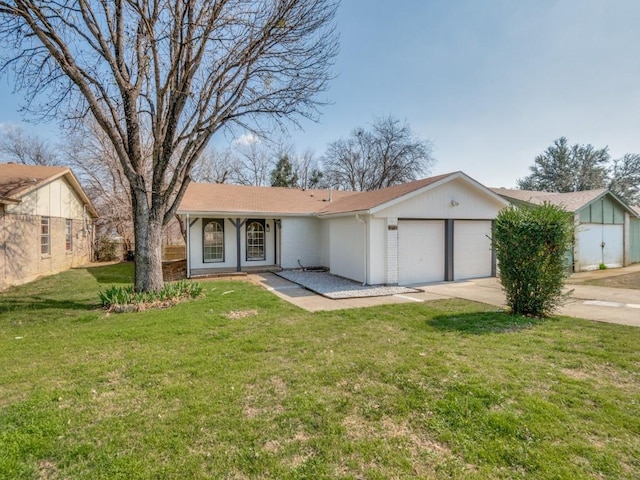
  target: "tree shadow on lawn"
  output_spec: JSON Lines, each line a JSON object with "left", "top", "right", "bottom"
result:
{"left": 0, "top": 295, "right": 97, "bottom": 315}
{"left": 428, "top": 310, "right": 547, "bottom": 334}
{"left": 84, "top": 262, "right": 134, "bottom": 285}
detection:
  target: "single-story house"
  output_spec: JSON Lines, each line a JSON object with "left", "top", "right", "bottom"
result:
{"left": 0, "top": 163, "right": 98, "bottom": 290}
{"left": 632, "top": 207, "right": 640, "bottom": 264}
{"left": 491, "top": 188, "right": 640, "bottom": 271}
{"left": 177, "top": 171, "right": 510, "bottom": 285}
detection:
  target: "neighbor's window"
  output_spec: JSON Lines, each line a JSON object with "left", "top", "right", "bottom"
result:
{"left": 41, "top": 217, "right": 50, "bottom": 255}
{"left": 203, "top": 219, "right": 224, "bottom": 262}
{"left": 65, "top": 219, "right": 73, "bottom": 252}
{"left": 246, "top": 219, "right": 265, "bottom": 261}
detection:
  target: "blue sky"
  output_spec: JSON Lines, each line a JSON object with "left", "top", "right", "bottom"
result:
{"left": 2, "top": 0, "right": 640, "bottom": 188}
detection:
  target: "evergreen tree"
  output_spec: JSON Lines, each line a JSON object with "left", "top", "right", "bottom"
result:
{"left": 518, "top": 137, "right": 608, "bottom": 192}
{"left": 270, "top": 155, "right": 299, "bottom": 188}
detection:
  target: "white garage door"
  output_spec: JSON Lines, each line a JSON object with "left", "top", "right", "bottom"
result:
{"left": 398, "top": 220, "right": 445, "bottom": 284}
{"left": 577, "top": 224, "right": 624, "bottom": 270}
{"left": 454, "top": 220, "right": 493, "bottom": 280}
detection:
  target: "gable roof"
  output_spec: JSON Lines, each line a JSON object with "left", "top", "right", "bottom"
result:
{"left": 491, "top": 187, "right": 639, "bottom": 217}
{"left": 315, "top": 173, "right": 453, "bottom": 216}
{"left": 317, "top": 171, "right": 509, "bottom": 215}
{"left": 177, "top": 182, "right": 358, "bottom": 216}
{"left": 0, "top": 163, "right": 98, "bottom": 217}
{"left": 179, "top": 171, "right": 509, "bottom": 217}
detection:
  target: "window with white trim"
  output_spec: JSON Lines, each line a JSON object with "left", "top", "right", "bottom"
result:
{"left": 41, "top": 217, "right": 50, "bottom": 255}
{"left": 203, "top": 219, "right": 224, "bottom": 262}
{"left": 65, "top": 219, "right": 73, "bottom": 252}
{"left": 246, "top": 220, "right": 265, "bottom": 261}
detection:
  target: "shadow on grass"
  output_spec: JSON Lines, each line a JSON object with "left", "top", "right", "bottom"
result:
{"left": 0, "top": 295, "right": 96, "bottom": 314}
{"left": 85, "top": 262, "right": 134, "bottom": 285}
{"left": 428, "top": 311, "right": 546, "bottom": 334}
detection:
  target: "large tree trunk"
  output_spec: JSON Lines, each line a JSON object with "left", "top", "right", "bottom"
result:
{"left": 132, "top": 191, "right": 164, "bottom": 292}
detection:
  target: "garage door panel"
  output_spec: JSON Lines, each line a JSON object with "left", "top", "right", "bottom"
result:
{"left": 577, "top": 224, "right": 623, "bottom": 270}
{"left": 398, "top": 221, "right": 444, "bottom": 284}
{"left": 454, "top": 221, "right": 493, "bottom": 280}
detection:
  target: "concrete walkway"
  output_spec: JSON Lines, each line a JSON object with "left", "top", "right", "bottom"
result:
{"left": 250, "top": 269, "right": 640, "bottom": 327}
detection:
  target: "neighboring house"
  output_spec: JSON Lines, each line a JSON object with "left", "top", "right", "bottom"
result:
{"left": 492, "top": 188, "right": 640, "bottom": 271}
{"left": 632, "top": 206, "right": 640, "bottom": 265}
{"left": 0, "top": 163, "right": 98, "bottom": 290}
{"left": 177, "top": 171, "right": 509, "bottom": 285}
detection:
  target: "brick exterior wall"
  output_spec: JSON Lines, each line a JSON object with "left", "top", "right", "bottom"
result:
{"left": 0, "top": 213, "right": 93, "bottom": 290}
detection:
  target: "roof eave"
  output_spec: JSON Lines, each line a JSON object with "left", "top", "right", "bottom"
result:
{"left": 317, "top": 209, "right": 371, "bottom": 218}
{"left": 4, "top": 168, "right": 99, "bottom": 218}
{"left": 176, "top": 210, "right": 319, "bottom": 217}
{"left": 63, "top": 171, "right": 99, "bottom": 218}
{"left": 369, "top": 171, "right": 509, "bottom": 214}
{"left": 0, "top": 196, "right": 20, "bottom": 205}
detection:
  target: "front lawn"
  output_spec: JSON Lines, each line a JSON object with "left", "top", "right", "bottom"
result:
{"left": 1, "top": 264, "right": 640, "bottom": 479}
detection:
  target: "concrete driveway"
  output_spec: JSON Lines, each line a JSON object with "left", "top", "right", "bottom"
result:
{"left": 419, "top": 277, "right": 640, "bottom": 327}
{"left": 251, "top": 271, "right": 640, "bottom": 327}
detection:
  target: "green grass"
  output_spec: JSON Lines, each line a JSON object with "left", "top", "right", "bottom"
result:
{"left": 1, "top": 264, "right": 640, "bottom": 479}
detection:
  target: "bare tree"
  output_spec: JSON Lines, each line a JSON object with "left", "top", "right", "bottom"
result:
{"left": 191, "top": 147, "right": 234, "bottom": 184}
{"left": 0, "top": 125, "right": 59, "bottom": 165}
{"left": 294, "top": 149, "right": 324, "bottom": 189}
{"left": 64, "top": 119, "right": 135, "bottom": 253}
{"left": 0, "top": 0, "right": 338, "bottom": 291}
{"left": 231, "top": 140, "right": 274, "bottom": 186}
{"left": 323, "top": 115, "right": 434, "bottom": 191}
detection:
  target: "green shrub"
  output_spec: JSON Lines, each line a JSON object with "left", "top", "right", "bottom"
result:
{"left": 493, "top": 202, "right": 574, "bottom": 317}
{"left": 95, "top": 236, "right": 122, "bottom": 261}
{"left": 99, "top": 280, "right": 203, "bottom": 312}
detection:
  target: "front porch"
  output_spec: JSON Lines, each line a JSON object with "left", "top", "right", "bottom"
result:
{"left": 190, "top": 265, "right": 282, "bottom": 278}
{"left": 184, "top": 216, "right": 283, "bottom": 278}
{"left": 163, "top": 259, "right": 282, "bottom": 281}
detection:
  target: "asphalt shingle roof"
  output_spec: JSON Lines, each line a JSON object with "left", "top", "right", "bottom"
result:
{"left": 178, "top": 173, "right": 459, "bottom": 216}
{"left": 490, "top": 187, "right": 609, "bottom": 212}
{"left": 317, "top": 173, "right": 455, "bottom": 215}
{"left": 0, "top": 163, "right": 69, "bottom": 200}
{"left": 178, "top": 182, "right": 358, "bottom": 215}
{"left": 0, "top": 163, "right": 98, "bottom": 216}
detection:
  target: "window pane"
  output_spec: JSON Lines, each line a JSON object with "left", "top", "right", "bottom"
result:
{"left": 246, "top": 221, "right": 265, "bottom": 260}
{"left": 41, "top": 217, "right": 50, "bottom": 255}
{"left": 65, "top": 219, "right": 73, "bottom": 252}
{"left": 203, "top": 220, "right": 224, "bottom": 262}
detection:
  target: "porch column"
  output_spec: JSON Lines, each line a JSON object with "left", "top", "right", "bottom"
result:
{"left": 186, "top": 214, "right": 190, "bottom": 278}
{"left": 230, "top": 218, "right": 247, "bottom": 272}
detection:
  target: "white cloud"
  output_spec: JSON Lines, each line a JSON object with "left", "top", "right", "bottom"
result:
{"left": 233, "top": 133, "right": 260, "bottom": 147}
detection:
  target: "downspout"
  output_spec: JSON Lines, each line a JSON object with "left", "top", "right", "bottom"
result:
{"left": 82, "top": 204, "right": 88, "bottom": 259}
{"left": 186, "top": 214, "right": 191, "bottom": 278}
{"left": 83, "top": 204, "right": 94, "bottom": 261}
{"left": 355, "top": 214, "right": 367, "bottom": 285}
